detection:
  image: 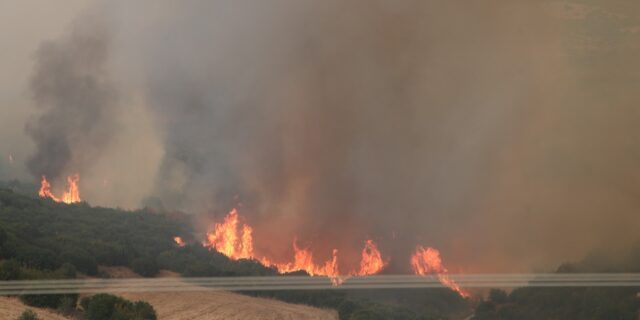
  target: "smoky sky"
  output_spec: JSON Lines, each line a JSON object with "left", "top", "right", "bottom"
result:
{"left": 25, "top": 16, "right": 117, "bottom": 183}
{"left": 8, "top": 0, "right": 640, "bottom": 272}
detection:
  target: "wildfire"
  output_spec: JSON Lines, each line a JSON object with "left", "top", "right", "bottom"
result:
{"left": 411, "top": 246, "right": 469, "bottom": 298}
{"left": 204, "top": 208, "right": 253, "bottom": 260}
{"left": 38, "top": 174, "right": 81, "bottom": 204}
{"left": 174, "top": 236, "right": 186, "bottom": 247}
{"left": 203, "top": 208, "right": 386, "bottom": 282}
{"left": 203, "top": 208, "right": 468, "bottom": 297}
{"left": 356, "top": 239, "right": 386, "bottom": 276}
{"left": 261, "top": 241, "right": 341, "bottom": 278}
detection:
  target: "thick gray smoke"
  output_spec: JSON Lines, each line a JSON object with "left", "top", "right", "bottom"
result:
{"left": 25, "top": 17, "right": 117, "bottom": 183}
{"left": 16, "top": 1, "right": 640, "bottom": 272}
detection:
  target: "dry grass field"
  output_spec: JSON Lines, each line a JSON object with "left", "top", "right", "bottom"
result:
{"left": 0, "top": 296, "right": 70, "bottom": 320}
{"left": 0, "top": 267, "right": 337, "bottom": 320}
{"left": 119, "top": 290, "right": 338, "bottom": 320}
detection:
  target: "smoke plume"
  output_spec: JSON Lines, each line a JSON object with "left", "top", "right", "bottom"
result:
{"left": 10, "top": 0, "right": 640, "bottom": 272}
{"left": 25, "top": 17, "right": 116, "bottom": 183}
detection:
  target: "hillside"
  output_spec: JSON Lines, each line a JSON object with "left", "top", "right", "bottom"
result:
{"left": 0, "top": 187, "right": 469, "bottom": 319}
{"left": 0, "top": 296, "right": 71, "bottom": 320}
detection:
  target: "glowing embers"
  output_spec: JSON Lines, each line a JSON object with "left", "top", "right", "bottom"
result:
{"left": 38, "top": 174, "right": 81, "bottom": 204}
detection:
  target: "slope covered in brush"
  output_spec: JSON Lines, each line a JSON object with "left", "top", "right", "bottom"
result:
{"left": 0, "top": 187, "right": 470, "bottom": 319}
{"left": 0, "top": 187, "right": 274, "bottom": 278}
{"left": 472, "top": 253, "right": 640, "bottom": 320}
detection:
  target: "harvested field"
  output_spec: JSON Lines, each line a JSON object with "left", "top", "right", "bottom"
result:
{"left": 0, "top": 296, "right": 70, "bottom": 320}
{"left": 119, "top": 290, "right": 338, "bottom": 320}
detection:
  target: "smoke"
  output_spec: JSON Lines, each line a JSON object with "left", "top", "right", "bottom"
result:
{"left": 25, "top": 16, "right": 117, "bottom": 182}
{"left": 13, "top": 0, "right": 640, "bottom": 272}
{"left": 110, "top": 1, "right": 567, "bottom": 269}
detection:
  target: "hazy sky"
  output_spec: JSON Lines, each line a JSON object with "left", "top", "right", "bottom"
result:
{"left": 0, "top": 1, "right": 90, "bottom": 178}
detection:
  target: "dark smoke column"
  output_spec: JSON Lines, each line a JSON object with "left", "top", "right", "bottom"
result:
{"left": 25, "top": 19, "right": 117, "bottom": 182}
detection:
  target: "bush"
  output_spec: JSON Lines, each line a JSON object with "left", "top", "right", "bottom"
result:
{"left": 131, "top": 257, "right": 159, "bottom": 277}
{"left": 131, "top": 301, "right": 157, "bottom": 320}
{"left": 57, "top": 295, "right": 77, "bottom": 314}
{"left": 16, "top": 309, "right": 39, "bottom": 320}
{"left": 488, "top": 289, "right": 508, "bottom": 304}
{"left": 59, "top": 248, "right": 98, "bottom": 275}
{"left": 338, "top": 300, "right": 357, "bottom": 319}
{"left": 81, "top": 293, "right": 157, "bottom": 320}
{"left": 0, "top": 259, "right": 20, "bottom": 280}
{"left": 55, "top": 263, "right": 77, "bottom": 279}
{"left": 19, "top": 294, "right": 78, "bottom": 310}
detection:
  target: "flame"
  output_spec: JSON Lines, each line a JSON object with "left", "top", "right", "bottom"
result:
{"left": 204, "top": 209, "right": 386, "bottom": 284}
{"left": 356, "top": 239, "right": 386, "bottom": 276}
{"left": 202, "top": 210, "right": 468, "bottom": 295}
{"left": 174, "top": 236, "right": 186, "bottom": 247}
{"left": 61, "top": 175, "right": 81, "bottom": 203}
{"left": 38, "top": 174, "right": 81, "bottom": 204}
{"left": 204, "top": 208, "right": 253, "bottom": 260}
{"left": 240, "top": 224, "right": 254, "bottom": 258}
{"left": 411, "top": 245, "right": 469, "bottom": 298}
{"left": 264, "top": 241, "right": 340, "bottom": 277}
{"left": 8, "top": 154, "right": 13, "bottom": 164}
{"left": 38, "top": 175, "right": 58, "bottom": 201}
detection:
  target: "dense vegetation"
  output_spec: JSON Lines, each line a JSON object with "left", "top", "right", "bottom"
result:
{"left": 472, "top": 255, "right": 640, "bottom": 320}
{"left": 0, "top": 188, "right": 192, "bottom": 276}
{"left": 248, "top": 288, "right": 468, "bottom": 319}
{"left": 0, "top": 187, "right": 470, "bottom": 319}
{"left": 80, "top": 294, "right": 156, "bottom": 320}
{"left": 17, "top": 309, "right": 40, "bottom": 320}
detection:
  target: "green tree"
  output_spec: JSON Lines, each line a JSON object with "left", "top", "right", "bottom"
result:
{"left": 131, "top": 257, "right": 159, "bottom": 277}
{"left": 131, "top": 301, "right": 157, "bottom": 320}
{"left": 0, "top": 259, "right": 20, "bottom": 280}
{"left": 59, "top": 248, "right": 98, "bottom": 275}
{"left": 19, "top": 294, "right": 78, "bottom": 310}
{"left": 488, "top": 289, "right": 508, "bottom": 304}
{"left": 338, "top": 300, "right": 357, "bottom": 319}
{"left": 82, "top": 294, "right": 157, "bottom": 320}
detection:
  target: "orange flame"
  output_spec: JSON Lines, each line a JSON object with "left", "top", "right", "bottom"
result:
{"left": 411, "top": 245, "right": 469, "bottom": 298}
{"left": 174, "top": 236, "right": 186, "bottom": 247}
{"left": 265, "top": 241, "right": 340, "bottom": 277}
{"left": 38, "top": 174, "right": 82, "bottom": 204}
{"left": 204, "top": 209, "right": 386, "bottom": 284}
{"left": 204, "top": 208, "right": 254, "bottom": 260}
{"left": 355, "top": 239, "right": 386, "bottom": 276}
{"left": 203, "top": 210, "right": 466, "bottom": 293}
